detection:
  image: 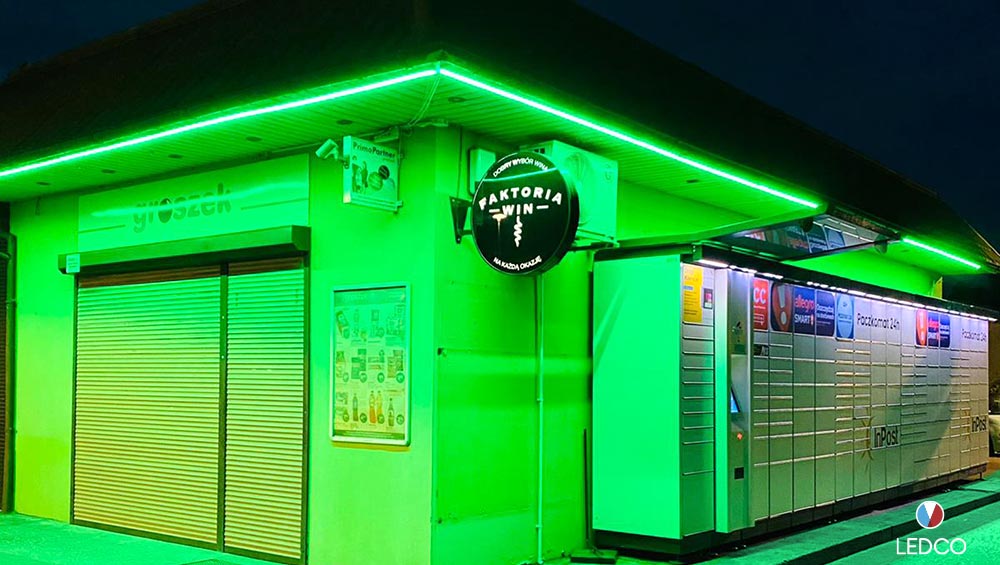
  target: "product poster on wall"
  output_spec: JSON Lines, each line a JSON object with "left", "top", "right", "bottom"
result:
{"left": 793, "top": 286, "right": 816, "bottom": 333}
{"left": 752, "top": 278, "right": 770, "bottom": 330}
{"left": 916, "top": 309, "right": 928, "bottom": 346}
{"left": 927, "top": 312, "right": 940, "bottom": 347}
{"left": 939, "top": 314, "right": 951, "bottom": 348}
{"left": 331, "top": 284, "right": 410, "bottom": 446}
{"left": 815, "top": 290, "right": 836, "bottom": 336}
{"left": 836, "top": 294, "right": 855, "bottom": 339}
{"left": 770, "top": 283, "right": 793, "bottom": 332}
{"left": 682, "top": 264, "right": 704, "bottom": 324}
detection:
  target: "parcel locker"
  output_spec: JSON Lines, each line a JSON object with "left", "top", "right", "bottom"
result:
{"left": 593, "top": 252, "right": 991, "bottom": 555}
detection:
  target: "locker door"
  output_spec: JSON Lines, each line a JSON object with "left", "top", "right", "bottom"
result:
{"left": 73, "top": 268, "right": 222, "bottom": 544}
{"left": 224, "top": 260, "right": 306, "bottom": 560}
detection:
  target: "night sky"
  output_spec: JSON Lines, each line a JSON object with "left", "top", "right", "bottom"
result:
{"left": 1, "top": 1, "right": 997, "bottom": 246}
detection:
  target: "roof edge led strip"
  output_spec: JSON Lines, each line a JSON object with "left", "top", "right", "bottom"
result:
{"left": 0, "top": 63, "right": 824, "bottom": 212}
{"left": 0, "top": 68, "right": 439, "bottom": 179}
{"left": 901, "top": 237, "right": 981, "bottom": 270}
{"left": 438, "top": 68, "right": 821, "bottom": 210}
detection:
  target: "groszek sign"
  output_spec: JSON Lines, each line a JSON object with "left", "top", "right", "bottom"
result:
{"left": 471, "top": 152, "right": 579, "bottom": 275}
{"left": 78, "top": 155, "right": 308, "bottom": 251}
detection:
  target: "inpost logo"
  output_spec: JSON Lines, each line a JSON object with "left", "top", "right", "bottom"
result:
{"left": 896, "top": 500, "right": 966, "bottom": 555}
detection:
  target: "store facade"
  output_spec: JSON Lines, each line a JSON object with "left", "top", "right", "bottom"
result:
{"left": 1, "top": 2, "right": 997, "bottom": 565}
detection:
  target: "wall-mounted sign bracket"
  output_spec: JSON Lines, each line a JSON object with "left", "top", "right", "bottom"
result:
{"left": 450, "top": 197, "right": 472, "bottom": 244}
{"left": 569, "top": 240, "right": 617, "bottom": 252}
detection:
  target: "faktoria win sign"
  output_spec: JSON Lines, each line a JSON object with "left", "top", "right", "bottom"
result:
{"left": 471, "top": 152, "right": 579, "bottom": 275}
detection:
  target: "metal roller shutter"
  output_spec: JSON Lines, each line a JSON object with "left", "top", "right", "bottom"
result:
{"left": 225, "top": 263, "right": 305, "bottom": 560}
{"left": 73, "top": 271, "right": 222, "bottom": 544}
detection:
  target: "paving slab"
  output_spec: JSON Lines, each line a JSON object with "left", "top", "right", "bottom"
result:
{"left": 833, "top": 497, "right": 1000, "bottom": 563}
{"left": 0, "top": 514, "right": 271, "bottom": 565}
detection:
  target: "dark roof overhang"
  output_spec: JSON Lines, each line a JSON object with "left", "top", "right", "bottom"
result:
{"left": 0, "top": 0, "right": 994, "bottom": 271}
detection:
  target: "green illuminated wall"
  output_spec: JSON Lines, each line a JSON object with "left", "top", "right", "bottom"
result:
{"left": 616, "top": 180, "right": 748, "bottom": 240}
{"left": 10, "top": 194, "right": 77, "bottom": 521}
{"left": 313, "top": 126, "right": 597, "bottom": 565}
{"left": 592, "top": 256, "right": 685, "bottom": 539}
{"left": 5, "top": 124, "right": 589, "bottom": 565}
{"left": 5, "top": 119, "right": 969, "bottom": 565}
{"left": 306, "top": 131, "right": 439, "bottom": 565}
{"left": 429, "top": 129, "right": 590, "bottom": 565}
{"left": 791, "top": 248, "right": 942, "bottom": 297}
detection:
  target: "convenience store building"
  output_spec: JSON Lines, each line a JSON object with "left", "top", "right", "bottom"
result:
{"left": 0, "top": 1, "right": 996, "bottom": 564}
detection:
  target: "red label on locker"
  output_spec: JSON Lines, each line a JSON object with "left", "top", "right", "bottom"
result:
{"left": 916, "top": 309, "right": 928, "bottom": 346}
{"left": 927, "top": 312, "right": 940, "bottom": 347}
{"left": 770, "top": 283, "right": 794, "bottom": 332}
{"left": 753, "top": 278, "right": 769, "bottom": 330}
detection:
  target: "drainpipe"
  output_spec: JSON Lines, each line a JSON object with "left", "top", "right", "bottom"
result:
{"left": 535, "top": 274, "right": 545, "bottom": 564}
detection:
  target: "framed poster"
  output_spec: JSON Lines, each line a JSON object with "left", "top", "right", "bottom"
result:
{"left": 330, "top": 283, "right": 410, "bottom": 446}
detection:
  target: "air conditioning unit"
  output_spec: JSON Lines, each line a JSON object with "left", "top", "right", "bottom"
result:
{"left": 521, "top": 140, "right": 619, "bottom": 244}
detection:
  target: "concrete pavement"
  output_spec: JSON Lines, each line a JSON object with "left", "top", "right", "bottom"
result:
{"left": 555, "top": 464, "right": 1000, "bottom": 565}
{"left": 2, "top": 467, "right": 999, "bottom": 565}
{"left": 0, "top": 514, "right": 270, "bottom": 565}
{"left": 834, "top": 498, "right": 1000, "bottom": 563}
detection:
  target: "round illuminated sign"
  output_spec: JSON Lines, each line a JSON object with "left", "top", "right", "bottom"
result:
{"left": 471, "top": 152, "right": 579, "bottom": 275}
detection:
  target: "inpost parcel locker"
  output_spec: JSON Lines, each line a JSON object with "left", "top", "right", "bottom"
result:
{"left": 592, "top": 252, "right": 990, "bottom": 554}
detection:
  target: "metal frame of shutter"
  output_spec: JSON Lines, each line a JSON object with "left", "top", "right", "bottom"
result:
{"left": 0, "top": 231, "right": 12, "bottom": 513}
{"left": 71, "top": 260, "right": 308, "bottom": 563}
{"left": 73, "top": 268, "right": 223, "bottom": 545}
{"left": 224, "top": 259, "right": 307, "bottom": 562}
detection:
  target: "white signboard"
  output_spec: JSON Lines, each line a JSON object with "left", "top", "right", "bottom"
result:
{"left": 343, "top": 136, "right": 400, "bottom": 211}
{"left": 331, "top": 284, "right": 410, "bottom": 446}
{"left": 78, "top": 155, "right": 309, "bottom": 251}
{"left": 65, "top": 253, "right": 81, "bottom": 274}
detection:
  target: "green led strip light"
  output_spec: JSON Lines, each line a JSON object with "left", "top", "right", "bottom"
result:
{"left": 901, "top": 237, "right": 982, "bottom": 270}
{"left": 0, "top": 69, "right": 438, "bottom": 179}
{"left": 439, "top": 68, "right": 821, "bottom": 209}
{"left": 0, "top": 64, "right": 820, "bottom": 211}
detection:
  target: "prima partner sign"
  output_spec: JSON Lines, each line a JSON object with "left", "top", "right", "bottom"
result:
{"left": 78, "top": 155, "right": 308, "bottom": 251}
{"left": 471, "top": 152, "right": 579, "bottom": 275}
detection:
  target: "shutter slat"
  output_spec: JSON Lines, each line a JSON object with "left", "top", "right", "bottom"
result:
{"left": 225, "top": 268, "right": 305, "bottom": 560}
{"left": 74, "top": 276, "right": 221, "bottom": 544}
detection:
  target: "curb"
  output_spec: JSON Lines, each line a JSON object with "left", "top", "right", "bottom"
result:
{"left": 756, "top": 483, "right": 1000, "bottom": 565}
{"left": 710, "top": 475, "right": 1000, "bottom": 565}
{"left": 785, "top": 488, "right": 1000, "bottom": 564}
